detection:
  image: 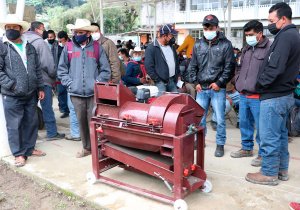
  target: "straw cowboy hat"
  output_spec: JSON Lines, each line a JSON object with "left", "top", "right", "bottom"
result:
{"left": 67, "top": 19, "right": 98, "bottom": 32}
{"left": 0, "top": 14, "right": 30, "bottom": 31}
{"left": 129, "top": 46, "right": 145, "bottom": 57}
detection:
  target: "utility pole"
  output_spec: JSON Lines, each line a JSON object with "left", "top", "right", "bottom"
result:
{"left": 227, "top": 0, "right": 232, "bottom": 40}
{"left": 153, "top": 1, "right": 157, "bottom": 41}
{"left": 0, "top": 0, "right": 7, "bottom": 21}
{"left": 16, "top": 0, "right": 25, "bottom": 20}
{"left": 0, "top": 0, "right": 11, "bottom": 158}
{"left": 99, "top": 0, "right": 104, "bottom": 34}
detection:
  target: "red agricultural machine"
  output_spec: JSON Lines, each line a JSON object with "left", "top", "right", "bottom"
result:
{"left": 87, "top": 82, "right": 212, "bottom": 208}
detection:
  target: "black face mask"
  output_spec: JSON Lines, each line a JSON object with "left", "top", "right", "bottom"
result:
{"left": 268, "top": 20, "right": 281, "bottom": 35}
{"left": 48, "top": 39, "right": 55, "bottom": 44}
{"left": 268, "top": 23, "right": 281, "bottom": 35}
{"left": 6, "top": 29, "right": 21, "bottom": 41}
{"left": 169, "top": 37, "right": 176, "bottom": 46}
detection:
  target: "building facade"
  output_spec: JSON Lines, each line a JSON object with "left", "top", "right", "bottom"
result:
{"left": 141, "top": 0, "right": 300, "bottom": 49}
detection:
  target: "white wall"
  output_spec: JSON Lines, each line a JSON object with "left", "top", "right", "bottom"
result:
{"left": 0, "top": 94, "right": 11, "bottom": 158}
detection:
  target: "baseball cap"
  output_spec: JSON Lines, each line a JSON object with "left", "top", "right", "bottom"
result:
{"left": 159, "top": 24, "right": 178, "bottom": 35}
{"left": 202, "top": 14, "right": 219, "bottom": 26}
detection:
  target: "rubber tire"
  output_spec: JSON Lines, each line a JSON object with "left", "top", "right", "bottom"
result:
{"left": 86, "top": 172, "right": 97, "bottom": 185}
{"left": 174, "top": 199, "right": 188, "bottom": 210}
{"left": 201, "top": 180, "right": 213, "bottom": 193}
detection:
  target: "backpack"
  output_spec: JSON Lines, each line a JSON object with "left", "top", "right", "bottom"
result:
{"left": 128, "top": 60, "right": 147, "bottom": 79}
{"left": 287, "top": 105, "right": 300, "bottom": 137}
{"left": 67, "top": 41, "right": 100, "bottom": 65}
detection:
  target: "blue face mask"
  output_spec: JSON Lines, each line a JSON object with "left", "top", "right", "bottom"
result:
{"left": 75, "top": 34, "right": 88, "bottom": 44}
{"left": 204, "top": 31, "right": 217, "bottom": 41}
{"left": 246, "top": 35, "right": 258, "bottom": 47}
{"left": 133, "top": 56, "right": 142, "bottom": 62}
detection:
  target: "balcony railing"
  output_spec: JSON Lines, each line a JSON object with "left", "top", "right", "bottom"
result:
{"left": 142, "top": 2, "right": 300, "bottom": 26}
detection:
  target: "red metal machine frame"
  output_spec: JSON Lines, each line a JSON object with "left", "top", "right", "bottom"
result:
{"left": 89, "top": 82, "right": 207, "bottom": 204}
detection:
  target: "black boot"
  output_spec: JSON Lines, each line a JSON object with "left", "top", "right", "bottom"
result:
{"left": 215, "top": 145, "right": 224, "bottom": 157}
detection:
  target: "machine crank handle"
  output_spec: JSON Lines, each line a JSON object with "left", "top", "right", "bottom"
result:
{"left": 154, "top": 172, "right": 173, "bottom": 192}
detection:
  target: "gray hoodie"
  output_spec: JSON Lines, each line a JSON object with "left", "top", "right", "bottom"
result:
{"left": 0, "top": 36, "right": 44, "bottom": 97}
{"left": 24, "top": 31, "right": 56, "bottom": 87}
{"left": 58, "top": 37, "right": 111, "bottom": 97}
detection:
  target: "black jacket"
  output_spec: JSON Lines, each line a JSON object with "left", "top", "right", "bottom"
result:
{"left": 188, "top": 32, "right": 235, "bottom": 89}
{"left": 144, "top": 39, "right": 179, "bottom": 83}
{"left": 0, "top": 38, "right": 44, "bottom": 97}
{"left": 256, "top": 24, "right": 300, "bottom": 100}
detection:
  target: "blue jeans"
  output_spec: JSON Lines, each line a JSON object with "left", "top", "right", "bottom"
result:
{"left": 196, "top": 89, "right": 226, "bottom": 145}
{"left": 67, "top": 94, "right": 80, "bottom": 138}
{"left": 40, "top": 85, "right": 58, "bottom": 138}
{"left": 155, "top": 79, "right": 178, "bottom": 96}
{"left": 260, "top": 94, "right": 294, "bottom": 176}
{"left": 295, "top": 98, "right": 300, "bottom": 107}
{"left": 239, "top": 95, "right": 261, "bottom": 155}
{"left": 2, "top": 93, "right": 38, "bottom": 157}
{"left": 57, "top": 83, "right": 69, "bottom": 114}
{"left": 212, "top": 99, "right": 231, "bottom": 122}
{"left": 228, "top": 91, "right": 240, "bottom": 122}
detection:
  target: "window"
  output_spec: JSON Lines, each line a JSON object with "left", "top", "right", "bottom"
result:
{"left": 179, "top": 0, "right": 186, "bottom": 11}
{"left": 190, "top": 0, "right": 219, "bottom": 11}
{"left": 190, "top": 30, "right": 202, "bottom": 39}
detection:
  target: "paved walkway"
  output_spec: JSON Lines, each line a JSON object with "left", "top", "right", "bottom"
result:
{"left": 1, "top": 100, "right": 300, "bottom": 210}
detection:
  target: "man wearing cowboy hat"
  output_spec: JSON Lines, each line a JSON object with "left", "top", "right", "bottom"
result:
{"left": 0, "top": 14, "right": 45, "bottom": 167}
{"left": 122, "top": 46, "right": 147, "bottom": 88}
{"left": 58, "top": 19, "right": 111, "bottom": 158}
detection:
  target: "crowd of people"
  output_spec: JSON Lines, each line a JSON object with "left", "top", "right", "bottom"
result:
{"left": 0, "top": 3, "right": 300, "bottom": 207}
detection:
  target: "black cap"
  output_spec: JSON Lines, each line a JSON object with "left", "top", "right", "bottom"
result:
{"left": 159, "top": 24, "right": 178, "bottom": 35}
{"left": 202, "top": 14, "right": 219, "bottom": 26}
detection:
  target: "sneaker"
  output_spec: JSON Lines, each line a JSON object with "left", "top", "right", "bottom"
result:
{"left": 251, "top": 156, "right": 262, "bottom": 167}
{"left": 230, "top": 149, "right": 253, "bottom": 158}
{"left": 47, "top": 133, "right": 65, "bottom": 141}
{"left": 65, "top": 135, "right": 81, "bottom": 141}
{"left": 245, "top": 171, "right": 279, "bottom": 186}
{"left": 60, "top": 113, "right": 69, "bottom": 118}
{"left": 210, "top": 121, "right": 217, "bottom": 131}
{"left": 278, "top": 171, "right": 289, "bottom": 181}
{"left": 289, "top": 202, "right": 300, "bottom": 210}
{"left": 214, "top": 145, "right": 224, "bottom": 157}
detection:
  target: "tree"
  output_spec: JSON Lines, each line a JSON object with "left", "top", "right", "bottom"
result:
{"left": 25, "top": 0, "right": 85, "bottom": 14}
{"left": 46, "top": 1, "right": 140, "bottom": 35}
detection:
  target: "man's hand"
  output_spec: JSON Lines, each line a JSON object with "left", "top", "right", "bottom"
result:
{"left": 38, "top": 91, "right": 45, "bottom": 100}
{"left": 140, "top": 78, "right": 146, "bottom": 84}
{"left": 196, "top": 84, "right": 202, "bottom": 92}
{"left": 209, "top": 83, "right": 220, "bottom": 91}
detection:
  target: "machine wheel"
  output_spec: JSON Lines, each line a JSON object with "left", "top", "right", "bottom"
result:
{"left": 201, "top": 180, "right": 212, "bottom": 193}
{"left": 173, "top": 199, "right": 188, "bottom": 210}
{"left": 86, "top": 172, "right": 97, "bottom": 185}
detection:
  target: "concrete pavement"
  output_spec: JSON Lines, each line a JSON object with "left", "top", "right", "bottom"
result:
{"left": 1, "top": 99, "right": 300, "bottom": 210}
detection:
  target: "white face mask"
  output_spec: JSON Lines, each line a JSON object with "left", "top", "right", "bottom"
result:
{"left": 183, "top": 55, "right": 187, "bottom": 59}
{"left": 59, "top": 43, "right": 64, "bottom": 47}
{"left": 203, "top": 31, "right": 217, "bottom": 41}
{"left": 91, "top": 32, "right": 101, "bottom": 41}
{"left": 246, "top": 35, "right": 259, "bottom": 47}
